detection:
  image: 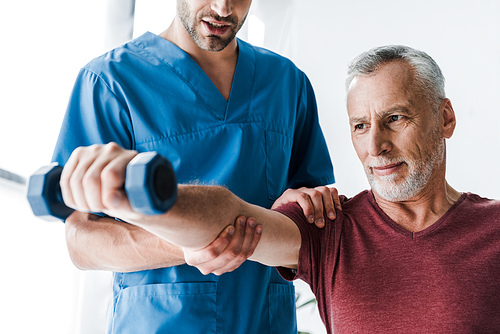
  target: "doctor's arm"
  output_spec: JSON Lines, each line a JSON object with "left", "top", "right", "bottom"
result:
{"left": 65, "top": 210, "right": 261, "bottom": 274}
{"left": 60, "top": 145, "right": 301, "bottom": 269}
{"left": 65, "top": 211, "right": 185, "bottom": 272}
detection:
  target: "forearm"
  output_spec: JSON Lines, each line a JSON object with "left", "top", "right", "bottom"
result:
{"left": 122, "top": 185, "right": 241, "bottom": 250}
{"left": 121, "top": 185, "right": 301, "bottom": 268}
{"left": 58, "top": 144, "right": 300, "bottom": 268}
{"left": 65, "top": 211, "right": 185, "bottom": 272}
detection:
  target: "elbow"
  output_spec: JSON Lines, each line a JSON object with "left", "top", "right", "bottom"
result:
{"left": 171, "top": 185, "right": 246, "bottom": 248}
{"left": 65, "top": 212, "right": 92, "bottom": 270}
{"left": 210, "top": 185, "right": 246, "bottom": 217}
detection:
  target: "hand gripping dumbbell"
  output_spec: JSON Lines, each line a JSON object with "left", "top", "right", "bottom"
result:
{"left": 26, "top": 152, "right": 177, "bottom": 221}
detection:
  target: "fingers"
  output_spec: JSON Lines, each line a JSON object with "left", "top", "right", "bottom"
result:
{"left": 100, "top": 150, "right": 138, "bottom": 211}
{"left": 330, "top": 187, "right": 342, "bottom": 212}
{"left": 272, "top": 186, "right": 343, "bottom": 228}
{"left": 233, "top": 217, "right": 262, "bottom": 269}
{"left": 317, "top": 186, "right": 336, "bottom": 222}
{"left": 305, "top": 186, "right": 342, "bottom": 227}
{"left": 184, "top": 216, "right": 262, "bottom": 276}
{"left": 273, "top": 187, "right": 325, "bottom": 226}
{"left": 60, "top": 146, "right": 97, "bottom": 211}
{"left": 60, "top": 143, "right": 137, "bottom": 213}
{"left": 271, "top": 188, "right": 315, "bottom": 223}
{"left": 184, "top": 225, "right": 235, "bottom": 266}
{"left": 296, "top": 190, "right": 320, "bottom": 225}
{"left": 306, "top": 187, "right": 328, "bottom": 228}
{"left": 213, "top": 217, "right": 261, "bottom": 275}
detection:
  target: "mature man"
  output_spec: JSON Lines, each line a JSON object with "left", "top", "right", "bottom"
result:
{"left": 59, "top": 45, "right": 500, "bottom": 333}
{"left": 54, "top": 0, "right": 335, "bottom": 332}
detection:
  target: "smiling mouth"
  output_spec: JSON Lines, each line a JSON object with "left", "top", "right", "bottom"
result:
{"left": 371, "top": 162, "right": 404, "bottom": 176}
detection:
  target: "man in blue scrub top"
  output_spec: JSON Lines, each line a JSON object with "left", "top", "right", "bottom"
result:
{"left": 54, "top": 0, "right": 334, "bottom": 333}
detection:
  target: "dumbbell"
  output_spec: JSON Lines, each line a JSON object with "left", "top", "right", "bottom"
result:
{"left": 26, "top": 152, "right": 177, "bottom": 221}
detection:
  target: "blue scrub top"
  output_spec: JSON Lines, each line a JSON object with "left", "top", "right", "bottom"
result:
{"left": 53, "top": 32, "right": 334, "bottom": 334}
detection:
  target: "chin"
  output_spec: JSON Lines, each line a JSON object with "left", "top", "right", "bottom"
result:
{"left": 369, "top": 176, "right": 424, "bottom": 202}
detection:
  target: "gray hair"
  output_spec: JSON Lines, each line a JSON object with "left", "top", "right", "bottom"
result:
{"left": 346, "top": 45, "right": 446, "bottom": 107}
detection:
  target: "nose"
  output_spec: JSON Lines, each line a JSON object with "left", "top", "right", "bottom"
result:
{"left": 367, "top": 124, "right": 392, "bottom": 157}
{"left": 211, "top": 0, "right": 233, "bottom": 17}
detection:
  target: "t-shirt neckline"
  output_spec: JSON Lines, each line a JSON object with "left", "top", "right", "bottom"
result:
{"left": 366, "top": 191, "right": 469, "bottom": 239}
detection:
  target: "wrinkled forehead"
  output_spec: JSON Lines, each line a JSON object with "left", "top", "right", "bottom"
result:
{"left": 346, "top": 62, "right": 418, "bottom": 115}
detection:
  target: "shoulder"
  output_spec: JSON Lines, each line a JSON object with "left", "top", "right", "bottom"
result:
{"left": 463, "top": 192, "right": 499, "bottom": 205}
{"left": 238, "top": 39, "right": 305, "bottom": 76}
{"left": 274, "top": 190, "right": 375, "bottom": 228}
{"left": 239, "top": 39, "right": 296, "bottom": 66}
{"left": 340, "top": 190, "right": 375, "bottom": 212}
{"left": 82, "top": 32, "right": 163, "bottom": 78}
{"left": 272, "top": 202, "right": 329, "bottom": 243}
{"left": 460, "top": 192, "right": 500, "bottom": 216}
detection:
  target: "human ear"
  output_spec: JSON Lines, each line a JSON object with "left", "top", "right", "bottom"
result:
{"left": 440, "top": 99, "right": 456, "bottom": 139}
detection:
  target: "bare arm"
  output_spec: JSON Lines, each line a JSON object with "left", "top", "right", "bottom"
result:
{"left": 60, "top": 144, "right": 302, "bottom": 269}
{"left": 65, "top": 210, "right": 260, "bottom": 273}
{"left": 65, "top": 211, "right": 185, "bottom": 272}
{"left": 183, "top": 186, "right": 342, "bottom": 275}
{"left": 121, "top": 185, "right": 301, "bottom": 268}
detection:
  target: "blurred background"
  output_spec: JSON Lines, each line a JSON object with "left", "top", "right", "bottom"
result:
{"left": 1, "top": 0, "right": 499, "bottom": 333}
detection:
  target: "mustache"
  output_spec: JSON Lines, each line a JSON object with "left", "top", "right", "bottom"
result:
{"left": 365, "top": 157, "right": 405, "bottom": 169}
{"left": 200, "top": 12, "right": 238, "bottom": 25}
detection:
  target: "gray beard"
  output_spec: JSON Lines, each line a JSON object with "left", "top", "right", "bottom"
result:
{"left": 366, "top": 139, "right": 445, "bottom": 202}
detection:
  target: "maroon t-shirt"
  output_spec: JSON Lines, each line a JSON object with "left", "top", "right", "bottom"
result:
{"left": 276, "top": 191, "right": 500, "bottom": 333}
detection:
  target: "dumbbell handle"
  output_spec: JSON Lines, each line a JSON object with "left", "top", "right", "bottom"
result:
{"left": 27, "top": 152, "right": 177, "bottom": 221}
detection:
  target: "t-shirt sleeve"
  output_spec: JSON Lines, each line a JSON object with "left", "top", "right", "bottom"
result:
{"left": 52, "top": 67, "right": 134, "bottom": 165}
{"left": 273, "top": 202, "right": 341, "bottom": 296}
{"left": 286, "top": 72, "right": 334, "bottom": 189}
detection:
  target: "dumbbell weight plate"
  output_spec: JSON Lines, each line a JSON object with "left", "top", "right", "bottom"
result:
{"left": 125, "top": 152, "right": 178, "bottom": 215}
{"left": 26, "top": 163, "right": 74, "bottom": 221}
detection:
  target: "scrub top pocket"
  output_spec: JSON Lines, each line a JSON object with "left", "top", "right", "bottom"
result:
{"left": 109, "top": 282, "right": 217, "bottom": 334}
{"left": 268, "top": 283, "right": 297, "bottom": 334}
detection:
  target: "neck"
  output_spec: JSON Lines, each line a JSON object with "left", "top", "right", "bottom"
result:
{"left": 159, "top": 17, "right": 238, "bottom": 100}
{"left": 374, "top": 180, "right": 462, "bottom": 233}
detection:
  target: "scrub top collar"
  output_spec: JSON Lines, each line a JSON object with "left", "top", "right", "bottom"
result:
{"left": 136, "top": 32, "right": 255, "bottom": 122}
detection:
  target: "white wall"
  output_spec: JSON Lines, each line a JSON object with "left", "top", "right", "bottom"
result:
{"left": 0, "top": 1, "right": 108, "bottom": 333}
{"left": 284, "top": 0, "right": 500, "bottom": 199}
{"left": 0, "top": 179, "right": 80, "bottom": 333}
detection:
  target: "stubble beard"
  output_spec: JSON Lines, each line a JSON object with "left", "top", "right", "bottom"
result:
{"left": 177, "top": 0, "right": 246, "bottom": 52}
{"left": 365, "top": 129, "right": 445, "bottom": 202}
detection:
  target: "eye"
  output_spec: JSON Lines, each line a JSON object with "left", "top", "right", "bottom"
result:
{"left": 354, "top": 123, "right": 366, "bottom": 131}
{"left": 388, "top": 115, "right": 404, "bottom": 123}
